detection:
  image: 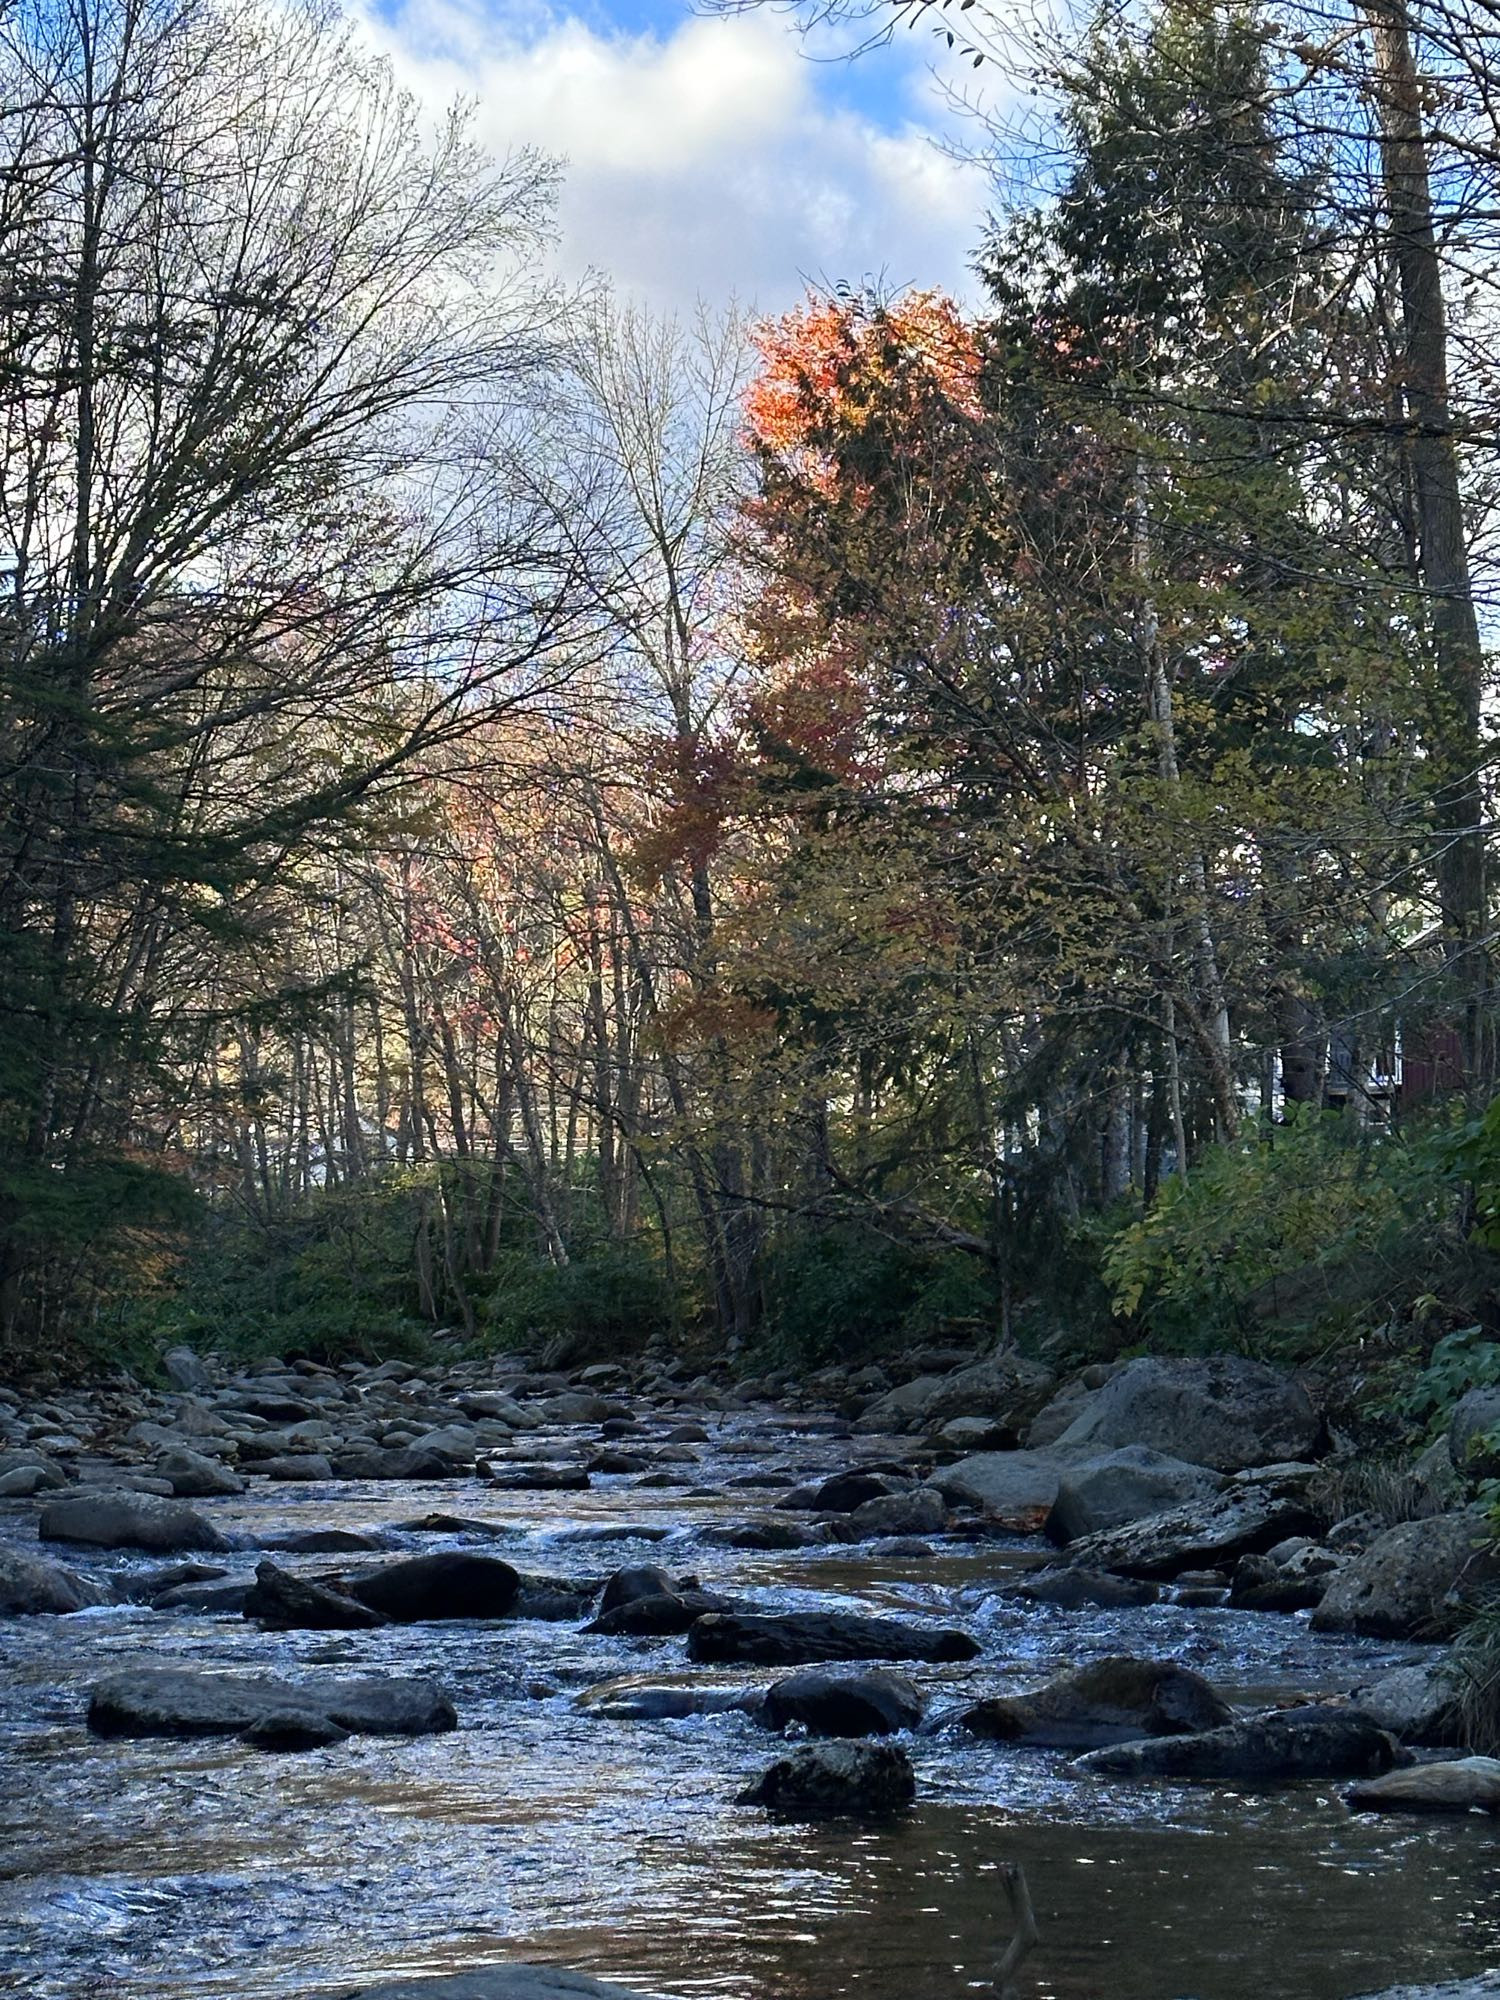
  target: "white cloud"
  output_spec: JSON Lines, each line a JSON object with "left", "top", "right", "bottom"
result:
{"left": 356, "top": 0, "right": 993, "bottom": 313}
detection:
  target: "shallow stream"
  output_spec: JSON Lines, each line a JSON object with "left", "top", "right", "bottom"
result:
{"left": 2, "top": 1411, "right": 1497, "bottom": 1999}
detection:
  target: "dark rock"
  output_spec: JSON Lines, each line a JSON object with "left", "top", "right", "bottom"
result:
{"left": 1230, "top": 1540, "right": 1342, "bottom": 1613}
{"left": 162, "top": 1345, "right": 210, "bottom": 1391}
{"left": 854, "top": 1354, "right": 1052, "bottom": 1436}
{"left": 332, "top": 1447, "right": 457, "bottom": 1481}
{"left": 1075, "top": 1703, "right": 1401, "bottom": 1781}
{"left": 598, "top": 1564, "right": 675, "bottom": 1612}
{"left": 687, "top": 1610, "right": 979, "bottom": 1667}
{"left": 959, "top": 1656, "right": 1231, "bottom": 1749}
{"left": 1060, "top": 1474, "right": 1320, "bottom": 1580}
{"left": 484, "top": 1464, "right": 590, "bottom": 1492}
{"left": 1311, "top": 1513, "right": 1500, "bottom": 1639}
{"left": 244, "top": 1560, "right": 387, "bottom": 1630}
{"left": 347, "top": 1552, "right": 522, "bottom": 1622}
{"left": 738, "top": 1739, "right": 916, "bottom": 1815}
{"left": 264, "top": 1528, "right": 391, "bottom": 1555}
{"left": 153, "top": 1579, "right": 253, "bottom": 1613}
{"left": 0, "top": 1546, "right": 115, "bottom": 1615}
{"left": 241, "top": 1709, "right": 350, "bottom": 1751}
{"left": 87, "top": 1667, "right": 456, "bottom": 1740}
{"left": 513, "top": 1576, "right": 599, "bottom": 1621}
{"left": 154, "top": 1447, "right": 245, "bottom": 1498}
{"left": 1449, "top": 1387, "right": 1500, "bottom": 1481}
{"left": 1051, "top": 1354, "right": 1320, "bottom": 1472}
{"left": 780, "top": 1469, "right": 910, "bottom": 1513}
{"left": 586, "top": 1450, "right": 650, "bottom": 1475}
{"left": 1045, "top": 1446, "right": 1223, "bottom": 1545}
{"left": 926, "top": 1450, "right": 1067, "bottom": 1520}
{"left": 760, "top": 1667, "right": 923, "bottom": 1737}
{"left": 39, "top": 1488, "right": 231, "bottom": 1553}
{"left": 1346, "top": 1757, "right": 1500, "bottom": 1813}
{"left": 848, "top": 1489, "right": 948, "bottom": 1538}
{"left": 698, "top": 1518, "right": 834, "bottom": 1551}
{"left": 1007, "top": 1569, "right": 1161, "bottom": 1610}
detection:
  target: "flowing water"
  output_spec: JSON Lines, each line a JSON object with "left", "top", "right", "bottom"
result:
{"left": 1, "top": 1411, "right": 1497, "bottom": 1999}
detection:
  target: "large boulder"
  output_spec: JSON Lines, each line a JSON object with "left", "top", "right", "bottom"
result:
{"left": 759, "top": 1667, "right": 923, "bottom": 1737}
{"left": 1045, "top": 1446, "right": 1223, "bottom": 1545}
{"left": 39, "top": 1488, "right": 231, "bottom": 1553}
{"left": 161, "top": 1345, "right": 210, "bottom": 1391}
{"left": 854, "top": 1354, "right": 1052, "bottom": 1436}
{"left": 1075, "top": 1704, "right": 1401, "bottom": 1781}
{"left": 87, "top": 1667, "right": 456, "bottom": 1741}
{"left": 1352, "top": 1659, "right": 1464, "bottom": 1747}
{"left": 1311, "top": 1513, "right": 1500, "bottom": 1639}
{"left": 1059, "top": 1470, "right": 1321, "bottom": 1580}
{"left": 1449, "top": 1387, "right": 1500, "bottom": 1481}
{"left": 347, "top": 1552, "right": 522, "bottom": 1622}
{"left": 0, "top": 1546, "right": 116, "bottom": 1615}
{"left": 687, "top": 1610, "right": 980, "bottom": 1667}
{"left": 926, "top": 1450, "right": 1070, "bottom": 1520}
{"left": 588, "top": 1587, "right": 731, "bottom": 1637}
{"left": 737, "top": 1739, "right": 916, "bottom": 1815}
{"left": 154, "top": 1448, "right": 245, "bottom": 1499}
{"left": 959, "top": 1656, "right": 1231, "bottom": 1749}
{"left": 1229, "top": 1537, "right": 1344, "bottom": 1613}
{"left": 244, "top": 1561, "right": 388, "bottom": 1630}
{"left": 1346, "top": 1758, "right": 1500, "bottom": 1814}
{"left": 1052, "top": 1355, "right": 1321, "bottom": 1472}
{"left": 780, "top": 1470, "right": 911, "bottom": 1513}
{"left": 338, "top": 1967, "right": 656, "bottom": 1999}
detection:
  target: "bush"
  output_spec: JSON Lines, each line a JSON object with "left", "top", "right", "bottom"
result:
{"left": 479, "top": 1240, "right": 677, "bottom": 1356}
{"left": 1102, "top": 1107, "right": 1448, "bottom": 1356}
{"left": 755, "top": 1224, "right": 997, "bottom": 1370}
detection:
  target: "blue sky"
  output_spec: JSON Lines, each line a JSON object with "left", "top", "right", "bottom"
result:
{"left": 357, "top": 0, "right": 997, "bottom": 314}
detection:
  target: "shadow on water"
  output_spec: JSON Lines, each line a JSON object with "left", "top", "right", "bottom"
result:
{"left": 1, "top": 1418, "right": 1498, "bottom": 1999}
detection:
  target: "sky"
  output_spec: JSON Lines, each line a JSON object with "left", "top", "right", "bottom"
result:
{"left": 356, "top": 0, "right": 999, "bottom": 317}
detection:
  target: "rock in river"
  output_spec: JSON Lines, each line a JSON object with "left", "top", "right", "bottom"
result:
{"left": 1045, "top": 1446, "right": 1223, "bottom": 1545}
{"left": 759, "top": 1667, "right": 924, "bottom": 1737}
{"left": 347, "top": 1552, "right": 522, "bottom": 1622}
{"left": 0, "top": 1546, "right": 116, "bottom": 1615}
{"left": 1075, "top": 1703, "right": 1401, "bottom": 1781}
{"left": 1346, "top": 1757, "right": 1500, "bottom": 1814}
{"left": 244, "top": 1561, "right": 388, "bottom": 1630}
{"left": 959, "top": 1656, "right": 1231, "bottom": 1749}
{"left": 39, "top": 1488, "right": 231, "bottom": 1553}
{"left": 1059, "top": 1472, "right": 1320, "bottom": 1580}
{"left": 738, "top": 1739, "right": 916, "bottom": 1816}
{"left": 87, "top": 1667, "right": 457, "bottom": 1742}
{"left": 687, "top": 1610, "right": 979, "bottom": 1667}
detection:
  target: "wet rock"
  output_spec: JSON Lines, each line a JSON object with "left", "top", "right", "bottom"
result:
{"left": 340, "top": 1966, "right": 649, "bottom": 1999}
{"left": 154, "top": 1448, "right": 245, "bottom": 1498}
{"left": 588, "top": 1588, "right": 731, "bottom": 1636}
{"left": 241, "top": 1709, "right": 350, "bottom": 1751}
{"left": 153, "top": 1579, "right": 254, "bottom": 1613}
{"left": 39, "top": 1488, "right": 231, "bottom": 1553}
{"left": 1311, "top": 1513, "right": 1500, "bottom": 1639}
{"left": 586, "top": 1450, "right": 651, "bottom": 1475}
{"left": 332, "top": 1447, "right": 457, "bottom": 1481}
{"left": 925, "top": 1449, "right": 1068, "bottom": 1520}
{"left": 698, "top": 1518, "right": 834, "bottom": 1551}
{"left": 934, "top": 1416, "right": 1014, "bottom": 1451}
{"left": 264, "top": 1528, "right": 391, "bottom": 1555}
{"left": 253, "top": 1454, "right": 335, "bottom": 1482}
{"left": 780, "top": 1469, "right": 911, "bottom": 1513}
{"left": 0, "top": 1464, "right": 53, "bottom": 1498}
{"left": 1352, "top": 1659, "right": 1463, "bottom": 1747}
{"left": 687, "top": 1610, "right": 980, "bottom": 1667}
{"left": 574, "top": 1675, "right": 762, "bottom": 1720}
{"left": 759, "top": 1667, "right": 923, "bottom": 1737}
{"left": 484, "top": 1464, "right": 590, "bottom": 1492}
{"left": 1449, "top": 1387, "right": 1500, "bottom": 1481}
{"left": 1045, "top": 1446, "right": 1223, "bottom": 1545}
{"left": 959, "top": 1656, "right": 1231, "bottom": 1749}
{"left": 665, "top": 1422, "right": 710, "bottom": 1444}
{"left": 1006, "top": 1569, "right": 1161, "bottom": 1610}
{"left": 347, "top": 1551, "right": 523, "bottom": 1622}
{"left": 853, "top": 1353, "right": 1052, "bottom": 1437}
{"left": 0, "top": 1546, "right": 116, "bottom": 1615}
{"left": 1060, "top": 1473, "right": 1320, "bottom": 1580}
{"left": 1348, "top": 1756, "right": 1500, "bottom": 1816}
{"left": 848, "top": 1488, "right": 948, "bottom": 1539}
{"left": 456, "top": 1392, "right": 539, "bottom": 1429}
{"left": 1051, "top": 1354, "right": 1320, "bottom": 1472}
{"left": 244, "top": 1560, "right": 388, "bottom": 1630}
{"left": 536, "top": 1393, "right": 614, "bottom": 1425}
{"left": 738, "top": 1738, "right": 916, "bottom": 1815}
{"left": 598, "top": 1564, "right": 677, "bottom": 1612}
{"left": 1230, "top": 1538, "right": 1342, "bottom": 1613}
{"left": 87, "top": 1667, "right": 456, "bottom": 1741}
{"left": 1025, "top": 1374, "right": 1106, "bottom": 1449}
{"left": 1075, "top": 1704, "right": 1401, "bottom": 1781}
{"left": 161, "top": 1346, "right": 210, "bottom": 1391}
{"left": 513, "top": 1576, "right": 599, "bottom": 1622}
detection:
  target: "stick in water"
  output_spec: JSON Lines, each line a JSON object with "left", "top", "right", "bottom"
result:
{"left": 994, "top": 1861, "right": 1039, "bottom": 1999}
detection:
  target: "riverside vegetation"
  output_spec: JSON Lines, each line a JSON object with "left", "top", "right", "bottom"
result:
{"left": 6, "top": 0, "right": 1500, "bottom": 1990}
